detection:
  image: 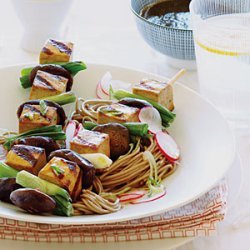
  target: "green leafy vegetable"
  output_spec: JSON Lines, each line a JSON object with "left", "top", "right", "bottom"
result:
{"left": 112, "top": 89, "right": 175, "bottom": 124}
{"left": 52, "top": 195, "right": 73, "bottom": 217}
{"left": 3, "top": 125, "right": 66, "bottom": 150}
{"left": 51, "top": 164, "right": 65, "bottom": 175}
{"left": 54, "top": 61, "right": 87, "bottom": 76}
{"left": 16, "top": 170, "right": 71, "bottom": 200}
{"left": 42, "top": 91, "right": 76, "bottom": 106}
{"left": 0, "top": 162, "right": 19, "bottom": 178}
{"left": 16, "top": 170, "right": 73, "bottom": 216}
{"left": 143, "top": 150, "right": 165, "bottom": 197}
{"left": 99, "top": 107, "right": 123, "bottom": 116}
{"left": 83, "top": 121, "right": 149, "bottom": 137}
{"left": 39, "top": 100, "right": 48, "bottom": 115}
{"left": 19, "top": 61, "right": 87, "bottom": 89}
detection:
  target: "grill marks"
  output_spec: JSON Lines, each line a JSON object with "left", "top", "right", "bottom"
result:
{"left": 12, "top": 145, "right": 43, "bottom": 166}
{"left": 24, "top": 104, "right": 44, "bottom": 117}
{"left": 49, "top": 39, "right": 72, "bottom": 55}
{"left": 35, "top": 75, "right": 55, "bottom": 90}
{"left": 42, "top": 47, "right": 53, "bottom": 55}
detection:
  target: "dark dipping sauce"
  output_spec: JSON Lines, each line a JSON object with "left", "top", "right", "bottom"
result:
{"left": 140, "top": 0, "right": 191, "bottom": 30}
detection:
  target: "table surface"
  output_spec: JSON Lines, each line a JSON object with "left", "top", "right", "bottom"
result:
{"left": 0, "top": 0, "right": 250, "bottom": 249}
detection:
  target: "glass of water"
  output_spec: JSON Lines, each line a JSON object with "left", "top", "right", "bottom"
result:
{"left": 190, "top": 0, "right": 250, "bottom": 130}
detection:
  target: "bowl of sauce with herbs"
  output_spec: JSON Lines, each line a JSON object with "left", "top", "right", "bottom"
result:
{"left": 131, "top": 0, "right": 195, "bottom": 64}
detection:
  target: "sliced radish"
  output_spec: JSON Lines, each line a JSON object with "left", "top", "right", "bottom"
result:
{"left": 118, "top": 193, "right": 145, "bottom": 203}
{"left": 65, "top": 121, "right": 77, "bottom": 149}
{"left": 155, "top": 131, "right": 180, "bottom": 162}
{"left": 131, "top": 190, "right": 166, "bottom": 204}
{"left": 96, "top": 81, "right": 109, "bottom": 100}
{"left": 139, "top": 106, "right": 162, "bottom": 134}
{"left": 99, "top": 72, "right": 132, "bottom": 95}
{"left": 99, "top": 72, "right": 112, "bottom": 95}
{"left": 118, "top": 191, "right": 146, "bottom": 203}
{"left": 75, "top": 123, "right": 83, "bottom": 136}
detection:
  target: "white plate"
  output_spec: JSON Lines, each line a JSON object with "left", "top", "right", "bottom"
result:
{"left": 0, "top": 63, "right": 235, "bottom": 224}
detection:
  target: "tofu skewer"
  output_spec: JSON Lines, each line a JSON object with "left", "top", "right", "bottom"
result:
{"left": 167, "top": 68, "right": 186, "bottom": 86}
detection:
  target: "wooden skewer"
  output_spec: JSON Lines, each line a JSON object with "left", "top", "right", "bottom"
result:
{"left": 168, "top": 68, "right": 186, "bottom": 86}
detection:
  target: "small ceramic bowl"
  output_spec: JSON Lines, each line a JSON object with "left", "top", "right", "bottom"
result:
{"left": 131, "top": 0, "right": 196, "bottom": 69}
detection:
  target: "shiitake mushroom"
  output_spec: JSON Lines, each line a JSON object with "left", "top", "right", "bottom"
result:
{"left": 17, "top": 100, "right": 66, "bottom": 126}
{"left": 118, "top": 98, "right": 152, "bottom": 109}
{"left": 0, "top": 178, "right": 22, "bottom": 203}
{"left": 13, "top": 136, "right": 60, "bottom": 158}
{"left": 93, "top": 123, "right": 130, "bottom": 160}
{"left": 10, "top": 188, "right": 56, "bottom": 214}
{"left": 29, "top": 64, "right": 73, "bottom": 91}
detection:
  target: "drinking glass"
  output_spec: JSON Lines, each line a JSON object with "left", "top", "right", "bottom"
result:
{"left": 190, "top": 0, "right": 250, "bottom": 130}
{"left": 11, "top": 0, "right": 74, "bottom": 53}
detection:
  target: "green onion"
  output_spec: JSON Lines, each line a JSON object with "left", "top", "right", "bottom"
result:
{"left": 0, "top": 162, "right": 19, "bottom": 178}
{"left": 19, "top": 61, "right": 87, "bottom": 89}
{"left": 3, "top": 125, "right": 65, "bottom": 150}
{"left": 83, "top": 121, "right": 149, "bottom": 137}
{"left": 39, "top": 100, "right": 48, "bottom": 115}
{"left": 51, "top": 164, "right": 65, "bottom": 175}
{"left": 16, "top": 170, "right": 73, "bottom": 216}
{"left": 16, "top": 170, "right": 71, "bottom": 201}
{"left": 99, "top": 107, "right": 123, "bottom": 116}
{"left": 54, "top": 61, "right": 87, "bottom": 76}
{"left": 20, "top": 75, "right": 31, "bottom": 89}
{"left": 112, "top": 89, "right": 176, "bottom": 124}
{"left": 42, "top": 91, "right": 76, "bottom": 106}
{"left": 52, "top": 195, "right": 73, "bottom": 217}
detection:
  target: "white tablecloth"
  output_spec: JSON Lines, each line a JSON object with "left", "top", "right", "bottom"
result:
{"left": 0, "top": 0, "right": 249, "bottom": 249}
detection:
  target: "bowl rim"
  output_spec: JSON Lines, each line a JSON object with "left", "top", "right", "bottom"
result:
{"left": 130, "top": 0, "right": 193, "bottom": 32}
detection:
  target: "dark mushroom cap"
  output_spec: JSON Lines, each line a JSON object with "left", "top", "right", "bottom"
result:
{"left": 0, "top": 178, "right": 22, "bottom": 203}
{"left": 13, "top": 136, "right": 60, "bottom": 158}
{"left": 118, "top": 97, "right": 152, "bottom": 109}
{"left": 17, "top": 100, "right": 67, "bottom": 126}
{"left": 29, "top": 64, "right": 73, "bottom": 91}
{"left": 93, "top": 123, "right": 130, "bottom": 160}
{"left": 49, "top": 149, "right": 96, "bottom": 189}
{"left": 10, "top": 188, "right": 56, "bottom": 214}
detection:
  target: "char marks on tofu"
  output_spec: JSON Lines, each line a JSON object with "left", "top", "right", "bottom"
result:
{"left": 70, "top": 129, "right": 110, "bottom": 157}
{"left": 13, "top": 136, "right": 60, "bottom": 158}
{"left": 29, "top": 71, "right": 68, "bottom": 100}
{"left": 132, "top": 79, "right": 174, "bottom": 111}
{"left": 97, "top": 103, "right": 140, "bottom": 124}
{"left": 48, "top": 149, "right": 95, "bottom": 189}
{"left": 29, "top": 64, "right": 73, "bottom": 91}
{"left": 17, "top": 100, "right": 66, "bottom": 133}
{"left": 38, "top": 156, "right": 82, "bottom": 201}
{"left": 5, "top": 145, "right": 47, "bottom": 175}
{"left": 40, "top": 39, "right": 74, "bottom": 64}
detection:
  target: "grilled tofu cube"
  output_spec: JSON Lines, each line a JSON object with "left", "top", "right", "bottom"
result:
{"left": 39, "top": 39, "right": 74, "bottom": 64}
{"left": 6, "top": 145, "right": 46, "bottom": 175}
{"left": 38, "top": 156, "right": 82, "bottom": 200}
{"left": 19, "top": 104, "right": 58, "bottom": 133}
{"left": 97, "top": 103, "right": 140, "bottom": 124}
{"left": 132, "top": 79, "right": 174, "bottom": 111}
{"left": 70, "top": 129, "right": 110, "bottom": 157}
{"left": 29, "top": 70, "right": 68, "bottom": 100}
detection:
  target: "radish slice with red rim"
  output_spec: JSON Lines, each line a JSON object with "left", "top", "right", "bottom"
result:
{"left": 155, "top": 131, "right": 180, "bottom": 162}
{"left": 100, "top": 72, "right": 132, "bottom": 95}
{"left": 99, "top": 72, "right": 112, "bottom": 95}
{"left": 118, "top": 191, "right": 146, "bottom": 203}
{"left": 75, "top": 123, "right": 83, "bottom": 136}
{"left": 139, "top": 106, "right": 162, "bottom": 134}
{"left": 96, "top": 81, "right": 109, "bottom": 100}
{"left": 131, "top": 190, "right": 166, "bottom": 204}
{"left": 65, "top": 121, "right": 77, "bottom": 149}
